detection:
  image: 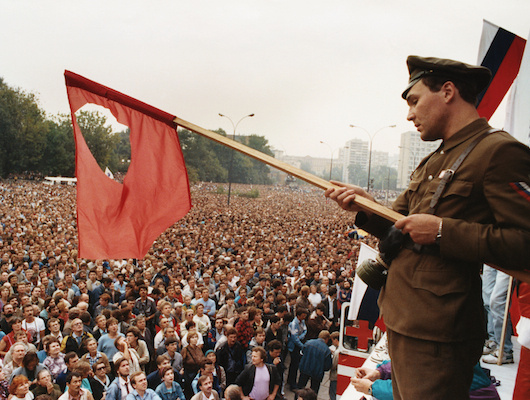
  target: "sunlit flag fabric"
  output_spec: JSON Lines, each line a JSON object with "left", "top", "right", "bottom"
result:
{"left": 476, "top": 20, "right": 526, "bottom": 120}
{"left": 65, "top": 71, "right": 191, "bottom": 260}
{"left": 348, "top": 243, "right": 381, "bottom": 326}
{"left": 505, "top": 29, "right": 530, "bottom": 147}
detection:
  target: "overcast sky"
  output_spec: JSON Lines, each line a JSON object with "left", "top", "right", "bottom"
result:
{"left": 1, "top": 0, "right": 528, "bottom": 159}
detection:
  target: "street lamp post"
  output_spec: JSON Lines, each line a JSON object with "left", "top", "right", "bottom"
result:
{"left": 218, "top": 113, "right": 254, "bottom": 206}
{"left": 349, "top": 124, "right": 396, "bottom": 192}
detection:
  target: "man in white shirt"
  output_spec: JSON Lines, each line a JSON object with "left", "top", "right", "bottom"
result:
{"left": 22, "top": 303, "right": 45, "bottom": 346}
{"left": 106, "top": 358, "right": 134, "bottom": 400}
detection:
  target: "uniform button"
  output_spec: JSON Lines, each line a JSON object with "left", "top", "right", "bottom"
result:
{"left": 440, "top": 150, "right": 444, "bottom": 154}
{"left": 428, "top": 175, "right": 433, "bottom": 181}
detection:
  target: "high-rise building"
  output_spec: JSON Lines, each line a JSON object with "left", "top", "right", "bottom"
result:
{"left": 397, "top": 131, "right": 441, "bottom": 189}
{"left": 341, "top": 139, "right": 389, "bottom": 184}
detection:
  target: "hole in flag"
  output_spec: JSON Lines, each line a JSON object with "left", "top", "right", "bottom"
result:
{"left": 75, "top": 104, "right": 131, "bottom": 179}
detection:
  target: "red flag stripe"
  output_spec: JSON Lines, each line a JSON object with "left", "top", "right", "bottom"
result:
{"left": 477, "top": 35, "right": 527, "bottom": 119}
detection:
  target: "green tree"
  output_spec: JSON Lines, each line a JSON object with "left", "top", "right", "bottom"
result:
{"left": 41, "top": 115, "right": 75, "bottom": 176}
{"left": 74, "top": 110, "right": 119, "bottom": 171}
{"left": 372, "top": 165, "right": 397, "bottom": 190}
{"left": 348, "top": 163, "right": 367, "bottom": 186}
{"left": 178, "top": 129, "right": 228, "bottom": 183}
{"left": 0, "top": 78, "right": 47, "bottom": 177}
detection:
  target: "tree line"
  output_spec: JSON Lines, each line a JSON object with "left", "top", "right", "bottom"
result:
{"left": 0, "top": 77, "right": 273, "bottom": 184}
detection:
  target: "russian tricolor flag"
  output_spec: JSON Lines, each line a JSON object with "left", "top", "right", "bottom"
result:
{"left": 476, "top": 20, "right": 526, "bottom": 120}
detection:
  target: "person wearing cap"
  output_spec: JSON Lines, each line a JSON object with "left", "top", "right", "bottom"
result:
{"left": 326, "top": 55, "right": 530, "bottom": 399}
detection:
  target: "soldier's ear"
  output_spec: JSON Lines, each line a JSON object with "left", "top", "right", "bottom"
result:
{"left": 442, "top": 81, "right": 457, "bottom": 103}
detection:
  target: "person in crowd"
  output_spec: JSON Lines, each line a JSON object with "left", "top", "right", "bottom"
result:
{"left": 215, "top": 328, "right": 245, "bottom": 387}
{"left": 89, "top": 361, "right": 111, "bottom": 400}
{"left": 43, "top": 337, "right": 67, "bottom": 380}
{"left": 216, "top": 294, "right": 236, "bottom": 325}
{"left": 162, "top": 338, "right": 183, "bottom": 379}
{"left": 56, "top": 352, "right": 80, "bottom": 393}
{"left": 126, "top": 327, "right": 150, "bottom": 373}
{"left": 46, "top": 319, "right": 64, "bottom": 344}
{"left": 106, "top": 358, "right": 134, "bottom": 400}
{"left": 97, "top": 318, "right": 124, "bottom": 361}
{"left": 126, "top": 372, "right": 161, "bottom": 400}
{"left": 80, "top": 338, "right": 112, "bottom": 375}
{"left": 113, "top": 336, "right": 141, "bottom": 375}
{"left": 328, "top": 332, "right": 340, "bottom": 400}
{"left": 0, "top": 318, "right": 30, "bottom": 357}
{"left": 223, "top": 385, "right": 243, "bottom": 400}
{"left": 305, "top": 303, "right": 331, "bottom": 341}
{"left": 191, "top": 360, "right": 221, "bottom": 396}
{"left": 9, "top": 375, "right": 34, "bottom": 400}
{"left": 286, "top": 308, "right": 308, "bottom": 390}
{"left": 154, "top": 367, "right": 185, "bottom": 400}
{"left": 297, "top": 330, "right": 332, "bottom": 394}
{"left": 234, "top": 307, "right": 253, "bottom": 350}
{"left": 235, "top": 346, "right": 280, "bottom": 400}
{"left": 246, "top": 328, "right": 266, "bottom": 364}
{"left": 58, "top": 372, "right": 94, "bottom": 400}
{"left": 206, "top": 318, "right": 225, "bottom": 352}
{"left": 181, "top": 332, "right": 204, "bottom": 398}
{"left": 147, "top": 356, "right": 171, "bottom": 391}
{"left": 91, "top": 315, "right": 107, "bottom": 342}
{"left": 9, "top": 351, "right": 48, "bottom": 389}
{"left": 294, "top": 388, "right": 316, "bottom": 400}
{"left": 190, "top": 376, "right": 218, "bottom": 400}
{"left": 31, "top": 369, "right": 62, "bottom": 400}
{"left": 60, "top": 319, "right": 93, "bottom": 357}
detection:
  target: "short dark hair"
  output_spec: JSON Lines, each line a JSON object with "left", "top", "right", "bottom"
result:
{"left": 267, "top": 340, "right": 282, "bottom": 352}
{"left": 64, "top": 352, "right": 78, "bottom": 365}
{"left": 252, "top": 346, "right": 267, "bottom": 361}
{"left": 66, "top": 371, "right": 83, "bottom": 383}
{"left": 422, "top": 75, "right": 478, "bottom": 105}
{"left": 296, "top": 388, "right": 317, "bottom": 400}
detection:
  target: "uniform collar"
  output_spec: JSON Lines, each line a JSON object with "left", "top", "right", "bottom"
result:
{"left": 441, "top": 118, "right": 491, "bottom": 153}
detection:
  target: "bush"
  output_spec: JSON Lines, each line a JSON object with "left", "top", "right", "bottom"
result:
{"left": 237, "top": 188, "right": 260, "bottom": 198}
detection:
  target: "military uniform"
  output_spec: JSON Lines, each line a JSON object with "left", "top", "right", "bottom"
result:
{"left": 355, "top": 57, "right": 530, "bottom": 399}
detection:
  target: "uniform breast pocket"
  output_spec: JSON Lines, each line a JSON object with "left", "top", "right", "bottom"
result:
{"left": 428, "top": 178, "right": 473, "bottom": 199}
{"left": 411, "top": 267, "right": 469, "bottom": 297}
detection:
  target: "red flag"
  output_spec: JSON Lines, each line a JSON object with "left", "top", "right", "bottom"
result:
{"left": 65, "top": 71, "right": 191, "bottom": 260}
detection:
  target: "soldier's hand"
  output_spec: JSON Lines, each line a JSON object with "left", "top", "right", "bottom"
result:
{"left": 395, "top": 214, "right": 442, "bottom": 245}
{"left": 325, "top": 181, "right": 375, "bottom": 213}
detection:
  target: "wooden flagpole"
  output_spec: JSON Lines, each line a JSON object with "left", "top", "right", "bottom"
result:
{"left": 174, "top": 116, "right": 404, "bottom": 223}
{"left": 496, "top": 275, "right": 515, "bottom": 365}
{"left": 174, "top": 116, "right": 530, "bottom": 284}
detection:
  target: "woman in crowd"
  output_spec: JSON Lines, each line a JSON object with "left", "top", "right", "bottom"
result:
{"left": 10, "top": 351, "right": 47, "bottom": 389}
{"left": 181, "top": 332, "right": 205, "bottom": 398}
{"left": 9, "top": 376, "right": 34, "bottom": 400}
{"left": 97, "top": 317, "right": 123, "bottom": 361}
{"left": 125, "top": 327, "right": 150, "bottom": 372}
{"left": 80, "top": 338, "right": 111, "bottom": 375}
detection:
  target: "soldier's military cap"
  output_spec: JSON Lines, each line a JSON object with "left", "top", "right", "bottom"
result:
{"left": 402, "top": 55, "right": 492, "bottom": 99}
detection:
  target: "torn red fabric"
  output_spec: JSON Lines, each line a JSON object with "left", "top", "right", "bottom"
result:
{"left": 65, "top": 71, "right": 191, "bottom": 259}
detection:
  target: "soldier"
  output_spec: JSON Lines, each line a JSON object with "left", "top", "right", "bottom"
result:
{"left": 326, "top": 55, "right": 530, "bottom": 399}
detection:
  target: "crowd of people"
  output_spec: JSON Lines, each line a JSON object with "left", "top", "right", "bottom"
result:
{"left": 0, "top": 179, "right": 381, "bottom": 400}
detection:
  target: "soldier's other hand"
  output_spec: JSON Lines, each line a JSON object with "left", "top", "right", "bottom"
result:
{"left": 325, "top": 181, "right": 374, "bottom": 213}
{"left": 395, "top": 214, "right": 442, "bottom": 245}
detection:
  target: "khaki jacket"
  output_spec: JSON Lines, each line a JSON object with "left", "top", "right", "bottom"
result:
{"left": 358, "top": 118, "right": 530, "bottom": 342}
